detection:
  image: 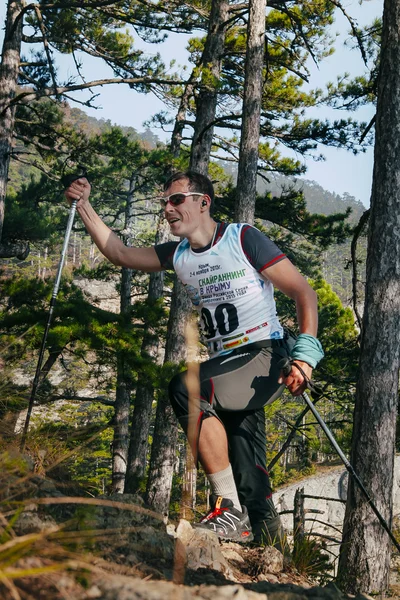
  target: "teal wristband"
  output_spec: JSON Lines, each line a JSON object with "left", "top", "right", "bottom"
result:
{"left": 291, "top": 334, "right": 324, "bottom": 369}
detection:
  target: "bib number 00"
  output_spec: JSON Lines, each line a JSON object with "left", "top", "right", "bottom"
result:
{"left": 201, "top": 303, "right": 239, "bottom": 339}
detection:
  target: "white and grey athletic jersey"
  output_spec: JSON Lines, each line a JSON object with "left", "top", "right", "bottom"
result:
{"left": 155, "top": 223, "right": 286, "bottom": 357}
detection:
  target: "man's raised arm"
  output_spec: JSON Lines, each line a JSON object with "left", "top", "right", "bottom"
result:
{"left": 65, "top": 178, "right": 163, "bottom": 273}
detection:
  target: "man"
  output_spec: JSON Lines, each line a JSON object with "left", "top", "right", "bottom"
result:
{"left": 65, "top": 170, "right": 323, "bottom": 549}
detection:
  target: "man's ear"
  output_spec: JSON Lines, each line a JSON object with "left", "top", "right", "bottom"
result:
{"left": 201, "top": 195, "right": 210, "bottom": 210}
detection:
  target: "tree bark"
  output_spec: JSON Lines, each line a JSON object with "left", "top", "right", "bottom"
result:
{"left": 189, "top": 0, "right": 229, "bottom": 174}
{"left": 124, "top": 217, "right": 170, "bottom": 493}
{"left": 235, "top": 0, "right": 266, "bottom": 224}
{"left": 111, "top": 176, "right": 136, "bottom": 493}
{"left": 337, "top": 0, "right": 400, "bottom": 593}
{"left": 0, "top": 0, "right": 24, "bottom": 243}
{"left": 145, "top": 279, "right": 191, "bottom": 514}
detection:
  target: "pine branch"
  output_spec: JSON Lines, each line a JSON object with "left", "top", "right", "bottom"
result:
{"left": 71, "top": 50, "right": 87, "bottom": 86}
{"left": 14, "top": 133, "right": 63, "bottom": 154}
{"left": 22, "top": 34, "right": 44, "bottom": 43}
{"left": 61, "top": 92, "right": 102, "bottom": 108}
{"left": 279, "top": 5, "right": 317, "bottom": 70}
{"left": 265, "top": 38, "right": 310, "bottom": 82}
{"left": 99, "top": 1, "right": 209, "bottom": 25}
{"left": 19, "top": 0, "right": 123, "bottom": 23}
{"left": 359, "top": 115, "right": 376, "bottom": 144}
{"left": 20, "top": 60, "right": 47, "bottom": 67}
{"left": 328, "top": 0, "right": 369, "bottom": 67}
{"left": 3, "top": 76, "right": 184, "bottom": 117}
{"left": 10, "top": 154, "right": 58, "bottom": 180}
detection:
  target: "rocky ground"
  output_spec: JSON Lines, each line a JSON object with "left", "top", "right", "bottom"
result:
{"left": 1, "top": 478, "right": 395, "bottom": 600}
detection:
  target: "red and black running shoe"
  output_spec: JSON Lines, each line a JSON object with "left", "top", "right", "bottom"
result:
{"left": 194, "top": 495, "right": 254, "bottom": 542}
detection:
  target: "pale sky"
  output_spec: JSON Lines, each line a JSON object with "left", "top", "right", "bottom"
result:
{"left": 1, "top": 0, "right": 383, "bottom": 207}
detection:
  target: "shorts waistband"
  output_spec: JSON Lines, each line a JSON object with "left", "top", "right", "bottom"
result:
{"left": 244, "top": 338, "right": 286, "bottom": 351}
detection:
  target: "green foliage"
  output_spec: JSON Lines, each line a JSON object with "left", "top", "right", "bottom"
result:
{"left": 292, "top": 535, "right": 333, "bottom": 582}
{"left": 324, "top": 17, "right": 381, "bottom": 114}
{"left": 266, "top": 393, "right": 318, "bottom": 487}
{"left": 168, "top": 472, "right": 184, "bottom": 522}
{"left": 29, "top": 402, "right": 114, "bottom": 495}
{"left": 23, "top": 2, "right": 168, "bottom": 85}
{"left": 2, "top": 177, "right": 66, "bottom": 245}
{"left": 0, "top": 268, "right": 168, "bottom": 401}
{"left": 203, "top": 0, "right": 371, "bottom": 179}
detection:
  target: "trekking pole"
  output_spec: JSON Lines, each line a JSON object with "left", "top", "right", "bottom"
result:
{"left": 20, "top": 170, "right": 87, "bottom": 452}
{"left": 278, "top": 357, "right": 400, "bottom": 554}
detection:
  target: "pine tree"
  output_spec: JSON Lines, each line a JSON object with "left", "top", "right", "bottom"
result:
{"left": 337, "top": 0, "right": 400, "bottom": 592}
{"left": 0, "top": 0, "right": 181, "bottom": 256}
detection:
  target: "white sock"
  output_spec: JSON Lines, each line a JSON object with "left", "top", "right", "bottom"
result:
{"left": 207, "top": 464, "right": 242, "bottom": 512}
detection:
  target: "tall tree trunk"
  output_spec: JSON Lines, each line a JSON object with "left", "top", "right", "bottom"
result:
{"left": 235, "top": 0, "right": 266, "bottom": 223}
{"left": 144, "top": 0, "right": 228, "bottom": 511}
{"left": 0, "top": 0, "right": 26, "bottom": 250}
{"left": 189, "top": 0, "right": 229, "bottom": 174}
{"left": 124, "top": 217, "right": 170, "bottom": 493}
{"left": 111, "top": 176, "right": 136, "bottom": 493}
{"left": 337, "top": 0, "right": 400, "bottom": 593}
{"left": 124, "top": 76, "right": 196, "bottom": 495}
{"left": 145, "top": 279, "right": 191, "bottom": 514}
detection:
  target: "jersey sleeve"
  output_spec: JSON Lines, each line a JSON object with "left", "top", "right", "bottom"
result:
{"left": 154, "top": 241, "right": 179, "bottom": 270}
{"left": 240, "top": 225, "right": 286, "bottom": 272}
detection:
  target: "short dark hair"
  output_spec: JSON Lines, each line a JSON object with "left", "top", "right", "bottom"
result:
{"left": 163, "top": 171, "right": 215, "bottom": 206}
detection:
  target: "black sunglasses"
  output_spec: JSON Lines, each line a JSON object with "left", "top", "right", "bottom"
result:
{"left": 159, "top": 192, "right": 204, "bottom": 208}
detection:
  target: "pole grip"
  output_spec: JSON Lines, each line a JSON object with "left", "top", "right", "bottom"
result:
{"left": 61, "top": 166, "right": 89, "bottom": 189}
{"left": 278, "top": 357, "right": 292, "bottom": 377}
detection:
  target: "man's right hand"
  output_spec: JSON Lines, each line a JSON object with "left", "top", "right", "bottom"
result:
{"left": 64, "top": 177, "right": 91, "bottom": 207}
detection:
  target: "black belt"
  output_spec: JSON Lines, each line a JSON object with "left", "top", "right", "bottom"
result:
{"left": 235, "top": 338, "right": 287, "bottom": 352}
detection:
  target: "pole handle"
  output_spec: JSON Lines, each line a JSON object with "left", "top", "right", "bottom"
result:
{"left": 278, "top": 357, "right": 292, "bottom": 377}
{"left": 61, "top": 166, "right": 89, "bottom": 189}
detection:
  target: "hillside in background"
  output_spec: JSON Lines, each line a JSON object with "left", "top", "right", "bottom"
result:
{"left": 260, "top": 174, "right": 366, "bottom": 223}
{"left": 218, "top": 160, "right": 366, "bottom": 224}
{"left": 65, "top": 106, "right": 161, "bottom": 148}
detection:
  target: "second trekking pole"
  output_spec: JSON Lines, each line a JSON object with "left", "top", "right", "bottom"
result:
{"left": 278, "top": 357, "right": 400, "bottom": 554}
{"left": 20, "top": 172, "right": 86, "bottom": 451}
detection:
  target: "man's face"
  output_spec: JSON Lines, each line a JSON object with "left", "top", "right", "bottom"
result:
{"left": 163, "top": 178, "right": 204, "bottom": 237}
